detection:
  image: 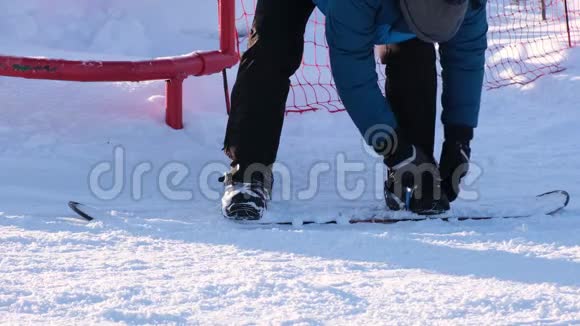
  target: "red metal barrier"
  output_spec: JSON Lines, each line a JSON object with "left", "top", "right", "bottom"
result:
{"left": 0, "top": 0, "right": 239, "bottom": 130}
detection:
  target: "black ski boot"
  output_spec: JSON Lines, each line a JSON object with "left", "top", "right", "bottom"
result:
{"left": 384, "top": 139, "right": 449, "bottom": 215}
{"left": 220, "top": 164, "right": 273, "bottom": 220}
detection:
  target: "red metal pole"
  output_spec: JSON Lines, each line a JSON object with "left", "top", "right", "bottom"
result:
{"left": 219, "top": 0, "right": 237, "bottom": 56}
{"left": 166, "top": 78, "right": 184, "bottom": 129}
{"left": 0, "top": 50, "right": 238, "bottom": 81}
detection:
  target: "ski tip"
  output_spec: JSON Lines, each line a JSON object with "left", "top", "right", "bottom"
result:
{"left": 537, "top": 190, "right": 570, "bottom": 198}
{"left": 554, "top": 190, "right": 571, "bottom": 208}
{"left": 68, "top": 201, "right": 94, "bottom": 221}
{"left": 537, "top": 190, "right": 570, "bottom": 215}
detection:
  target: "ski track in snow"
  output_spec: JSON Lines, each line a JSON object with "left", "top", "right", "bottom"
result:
{"left": 1, "top": 1, "right": 580, "bottom": 324}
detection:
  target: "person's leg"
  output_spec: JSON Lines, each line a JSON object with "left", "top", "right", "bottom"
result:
{"left": 380, "top": 39, "right": 449, "bottom": 214}
{"left": 380, "top": 38, "right": 437, "bottom": 157}
{"left": 224, "top": 0, "right": 315, "bottom": 172}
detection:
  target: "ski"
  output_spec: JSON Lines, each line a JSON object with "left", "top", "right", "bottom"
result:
{"left": 232, "top": 190, "right": 570, "bottom": 225}
{"left": 68, "top": 190, "right": 569, "bottom": 225}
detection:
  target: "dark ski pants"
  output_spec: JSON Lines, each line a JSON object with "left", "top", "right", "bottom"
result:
{"left": 224, "top": 0, "right": 315, "bottom": 169}
{"left": 380, "top": 39, "right": 438, "bottom": 157}
{"left": 223, "top": 0, "right": 438, "bottom": 170}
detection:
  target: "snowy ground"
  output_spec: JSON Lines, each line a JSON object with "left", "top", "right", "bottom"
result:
{"left": 1, "top": 1, "right": 580, "bottom": 324}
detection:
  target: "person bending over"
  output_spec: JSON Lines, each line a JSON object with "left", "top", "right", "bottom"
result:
{"left": 221, "top": 0, "right": 488, "bottom": 219}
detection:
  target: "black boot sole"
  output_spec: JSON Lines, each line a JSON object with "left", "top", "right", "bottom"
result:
{"left": 224, "top": 203, "right": 263, "bottom": 221}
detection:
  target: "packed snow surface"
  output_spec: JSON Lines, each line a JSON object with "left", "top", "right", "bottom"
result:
{"left": 1, "top": 0, "right": 580, "bottom": 324}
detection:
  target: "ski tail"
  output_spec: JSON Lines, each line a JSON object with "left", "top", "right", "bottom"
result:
{"left": 68, "top": 201, "right": 94, "bottom": 221}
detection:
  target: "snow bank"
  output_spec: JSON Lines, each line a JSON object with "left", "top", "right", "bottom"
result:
{"left": 0, "top": 0, "right": 219, "bottom": 58}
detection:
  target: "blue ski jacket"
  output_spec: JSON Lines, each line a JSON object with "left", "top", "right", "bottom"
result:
{"left": 314, "top": 0, "right": 488, "bottom": 143}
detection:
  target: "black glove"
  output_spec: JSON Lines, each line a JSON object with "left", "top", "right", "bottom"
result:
{"left": 439, "top": 126, "right": 473, "bottom": 202}
{"left": 384, "top": 131, "right": 450, "bottom": 214}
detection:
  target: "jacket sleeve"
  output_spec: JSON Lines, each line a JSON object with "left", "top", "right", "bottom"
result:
{"left": 439, "top": 1, "right": 488, "bottom": 129}
{"left": 325, "top": 0, "right": 398, "bottom": 145}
